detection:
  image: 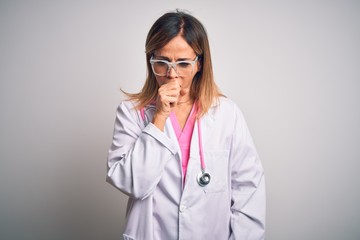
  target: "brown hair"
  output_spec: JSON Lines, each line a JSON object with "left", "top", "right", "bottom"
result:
{"left": 124, "top": 10, "right": 223, "bottom": 117}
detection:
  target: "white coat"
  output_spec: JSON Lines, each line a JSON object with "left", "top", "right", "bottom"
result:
{"left": 107, "top": 97, "right": 265, "bottom": 240}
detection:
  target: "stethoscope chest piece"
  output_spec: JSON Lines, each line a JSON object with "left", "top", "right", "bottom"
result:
{"left": 197, "top": 170, "right": 211, "bottom": 187}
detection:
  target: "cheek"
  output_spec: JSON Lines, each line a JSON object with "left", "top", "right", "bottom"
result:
{"left": 182, "top": 76, "right": 194, "bottom": 87}
{"left": 155, "top": 76, "right": 166, "bottom": 86}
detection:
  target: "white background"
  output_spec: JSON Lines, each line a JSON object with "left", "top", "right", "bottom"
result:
{"left": 1, "top": 0, "right": 359, "bottom": 239}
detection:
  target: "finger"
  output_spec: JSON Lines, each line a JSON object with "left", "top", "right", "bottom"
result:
{"left": 163, "top": 79, "right": 181, "bottom": 89}
{"left": 158, "top": 85, "right": 179, "bottom": 95}
{"left": 158, "top": 93, "right": 178, "bottom": 105}
{"left": 159, "top": 86, "right": 181, "bottom": 97}
{"left": 164, "top": 96, "right": 178, "bottom": 105}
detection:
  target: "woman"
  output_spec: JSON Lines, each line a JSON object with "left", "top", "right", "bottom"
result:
{"left": 107, "top": 10, "right": 265, "bottom": 240}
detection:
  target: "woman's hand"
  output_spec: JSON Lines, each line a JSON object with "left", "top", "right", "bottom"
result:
{"left": 156, "top": 79, "right": 181, "bottom": 117}
{"left": 152, "top": 79, "right": 188, "bottom": 131}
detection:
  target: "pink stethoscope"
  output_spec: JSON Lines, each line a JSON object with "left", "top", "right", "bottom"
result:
{"left": 140, "top": 105, "right": 211, "bottom": 187}
{"left": 196, "top": 119, "right": 211, "bottom": 187}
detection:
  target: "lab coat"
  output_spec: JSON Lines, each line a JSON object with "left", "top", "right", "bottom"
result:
{"left": 107, "top": 97, "right": 265, "bottom": 240}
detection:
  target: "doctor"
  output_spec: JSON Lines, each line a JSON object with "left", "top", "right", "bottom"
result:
{"left": 107, "top": 10, "right": 265, "bottom": 240}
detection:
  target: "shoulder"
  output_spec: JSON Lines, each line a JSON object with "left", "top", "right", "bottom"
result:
{"left": 115, "top": 100, "right": 141, "bottom": 122}
{"left": 118, "top": 99, "right": 137, "bottom": 111}
{"left": 119, "top": 100, "right": 136, "bottom": 109}
{"left": 207, "top": 97, "right": 247, "bottom": 125}
{"left": 217, "top": 96, "right": 237, "bottom": 108}
{"left": 211, "top": 97, "right": 242, "bottom": 115}
{"left": 116, "top": 100, "right": 156, "bottom": 126}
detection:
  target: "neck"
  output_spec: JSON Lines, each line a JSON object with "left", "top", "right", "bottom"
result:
{"left": 174, "top": 99, "right": 194, "bottom": 112}
{"left": 177, "top": 99, "right": 192, "bottom": 105}
{"left": 177, "top": 94, "right": 194, "bottom": 105}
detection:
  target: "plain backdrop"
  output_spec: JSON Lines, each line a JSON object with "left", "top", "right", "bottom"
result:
{"left": 1, "top": 0, "right": 359, "bottom": 239}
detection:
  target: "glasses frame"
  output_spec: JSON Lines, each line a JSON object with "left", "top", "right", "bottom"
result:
{"left": 150, "top": 55, "right": 199, "bottom": 77}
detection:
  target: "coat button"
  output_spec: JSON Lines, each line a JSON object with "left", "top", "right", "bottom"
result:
{"left": 179, "top": 205, "right": 186, "bottom": 212}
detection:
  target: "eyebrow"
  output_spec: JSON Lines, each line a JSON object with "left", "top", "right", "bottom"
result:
{"left": 155, "top": 55, "right": 194, "bottom": 61}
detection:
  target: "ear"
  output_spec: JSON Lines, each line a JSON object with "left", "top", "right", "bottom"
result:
{"left": 196, "top": 58, "right": 202, "bottom": 72}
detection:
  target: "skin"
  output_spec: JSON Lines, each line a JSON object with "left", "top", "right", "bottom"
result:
{"left": 151, "top": 35, "right": 200, "bottom": 131}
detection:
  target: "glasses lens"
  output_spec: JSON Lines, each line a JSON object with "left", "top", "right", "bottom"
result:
{"left": 152, "top": 62, "right": 168, "bottom": 76}
{"left": 151, "top": 59, "right": 195, "bottom": 76}
{"left": 176, "top": 62, "right": 193, "bottom": 76}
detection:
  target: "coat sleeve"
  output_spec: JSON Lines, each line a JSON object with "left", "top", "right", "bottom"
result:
{"left": 229, "top": 105, "right": 266, "bottom": 240}
{"left": 106, "top": 102, "right": 178, "bottom": 199}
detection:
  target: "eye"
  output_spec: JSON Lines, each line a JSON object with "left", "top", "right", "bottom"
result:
{"left": 154, "top": 61, "right": 168, "bottom": 67}
{"left": 177, "top": 62, "right": 191, "bottom": 68}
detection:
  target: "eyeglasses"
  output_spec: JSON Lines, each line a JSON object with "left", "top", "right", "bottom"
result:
{"left": 150, "top": 55, "right": 199, "bottom": 77}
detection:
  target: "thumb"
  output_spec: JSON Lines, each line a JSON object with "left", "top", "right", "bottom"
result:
{"left": 180, "top": 88, "right": 189, "bottom": 96}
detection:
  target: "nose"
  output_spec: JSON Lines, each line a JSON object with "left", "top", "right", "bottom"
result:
{"left": 167, "top": 65, "right": 178, "bottom": 78}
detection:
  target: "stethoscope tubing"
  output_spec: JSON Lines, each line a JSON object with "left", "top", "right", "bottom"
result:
{"left": 196, "top": 108, "right": 210, "bottom": 187}
{"left": 197, "top": 117, "right": 206, "bottom": 171}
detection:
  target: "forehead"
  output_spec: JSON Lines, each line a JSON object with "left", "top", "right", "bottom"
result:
{"left": 155, "top": 35, "right": 196, "bottom": 57}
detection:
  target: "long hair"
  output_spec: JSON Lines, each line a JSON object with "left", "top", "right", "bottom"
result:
{"left": 124, "top": 10, "right": 223, "bottom": 117}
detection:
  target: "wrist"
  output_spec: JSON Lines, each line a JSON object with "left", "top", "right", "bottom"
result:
{"left": 151, "top": 112, "right": 168, "bottom": 131}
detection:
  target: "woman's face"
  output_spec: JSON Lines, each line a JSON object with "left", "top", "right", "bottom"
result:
{"left": 153, "top": 35, "right": 200, "bottom": 93}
